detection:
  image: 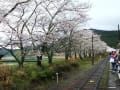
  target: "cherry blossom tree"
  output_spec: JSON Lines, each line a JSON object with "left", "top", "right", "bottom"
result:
{"left": 73, "top": 29, "right": 108, "bottom": 60}
{"left": 0, "top": 0, "right": 45, "bottom": 67}
{"left": 0, "top": 0, "right": 91, "bottom": 65}
{"left": 32, "top": 0, "right": 89, "bottom": 63}
{"left": 0, "top": 0, "right": 31, "bottom": 23}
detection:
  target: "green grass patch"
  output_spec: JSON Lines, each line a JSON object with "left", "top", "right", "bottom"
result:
{"left": 0, "top": 58, "right": 80, "bottom": 90}
{"left": 98, "top": 62, "right": 109, "bottom": 90}
{"left": 0, "top": 54, "right": 106, "bottom": 90}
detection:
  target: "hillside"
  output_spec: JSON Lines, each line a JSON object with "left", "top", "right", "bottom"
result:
{"left": 0, "top": 48, "right": 9, "bottom": 55}
{"left": 0, "top": 48, "right": 18, "bottom": 56}
{"left": 90, "top": 29, "right": 119, "bottom": 48}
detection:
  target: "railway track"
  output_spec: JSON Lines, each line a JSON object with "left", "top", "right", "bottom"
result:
{"left": 75, "top": 58, "right": 108, "bottom": 90}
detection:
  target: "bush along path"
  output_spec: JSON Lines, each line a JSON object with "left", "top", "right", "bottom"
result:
{"left": 41, "top": 60, "right": 96, "bottom": 90}
{"left": 30, "top": 60, "right": 83, "bottom": 90}
{"left": 0, "top": 59, "right": 82, "bottom": 90}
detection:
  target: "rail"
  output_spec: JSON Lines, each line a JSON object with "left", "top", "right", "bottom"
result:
{"left": 75, "top": 58, "right": 108, "bottom": 90}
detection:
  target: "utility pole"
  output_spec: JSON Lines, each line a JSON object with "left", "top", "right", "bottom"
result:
{"left": 118, "top": 24, "right": 120, "bottom": 41}
{"left": 118, "top": 24, "right": 120, "bottom": 49}
{"left": 92, "top": 35, "right": 94, "bottom": 65}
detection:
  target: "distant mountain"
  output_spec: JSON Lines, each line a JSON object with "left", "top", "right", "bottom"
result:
{"left": 0, "top": 46, "right": 33, "bottom": 57}
{"left": 0, "top": 48, "right": 19, "bottom": 56}
{"left": 0, "top": 48, "right": 10, "bottom": 56}
{"left": 90, "top": 29, "right": 119, "bottom": 48}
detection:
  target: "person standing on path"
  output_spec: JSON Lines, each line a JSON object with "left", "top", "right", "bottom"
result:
{"left": 110, "top": 51, "right": 117, "bottom": 72}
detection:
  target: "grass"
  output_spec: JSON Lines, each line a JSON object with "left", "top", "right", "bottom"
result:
{"left": 0, "top": 58, "right": 80, "bottom": 90}
{"left": 45, "top": 55, "right": 106, "bottom": 90}
{"left": 0, "top": 54, "right": 106, "bottom": 90}
{"left": 98, "top": 61, "right": 109, "bottom": 90}
{"left": 40, "top": 59, "right": 96, "bottom": 90}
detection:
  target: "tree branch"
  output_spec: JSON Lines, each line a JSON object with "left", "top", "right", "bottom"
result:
{"left": 3, "top": 0, "right": 31, "bottom": 18}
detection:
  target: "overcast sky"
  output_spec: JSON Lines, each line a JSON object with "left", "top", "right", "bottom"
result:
{"left": 84, "top": 0, "right": 120, "bottom": 30}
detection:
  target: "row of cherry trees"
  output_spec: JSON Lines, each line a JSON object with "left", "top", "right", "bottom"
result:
{"left": 0, "top": 0, "right": 107, "bottom": 67}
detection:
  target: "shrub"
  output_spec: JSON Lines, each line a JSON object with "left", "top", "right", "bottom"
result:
{"left": 45, "top": 69, "right": 56, "bottom": 80}
{"left": 13, "top": 70, "right": 26, "bottom": 79}
{"left": 70, "top": 62, "right": 79, "bottom": 68}
{"left": 0, "top": 65, "right": 10, "bottom": 81}
{"left": 54, "top": 62, "right": 71, "bottom": 76}
{"left": 31, "top": 71, "right": 38, "bottom": 80}
{"left": 0, "top": 65, "right": 13, "bottom": 87}
{"left": 38, "top": 71, "right": 47, "bottom": 80}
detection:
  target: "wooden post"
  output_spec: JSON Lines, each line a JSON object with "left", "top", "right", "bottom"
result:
{"left": 56, "top": 72, "right": 59, "bottom": 84}
{"left": 118, "top": 24, "right": 120, "bottom": 49}
{"left": 92, "top": 35, "right": 94, "bottom": 65}
{"left": 118, "top": 24, "right": 120, "bottom": 42}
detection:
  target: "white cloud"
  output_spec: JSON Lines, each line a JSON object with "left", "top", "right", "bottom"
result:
{"left": 87, "top": 0, "right": 120, "bottom": 30}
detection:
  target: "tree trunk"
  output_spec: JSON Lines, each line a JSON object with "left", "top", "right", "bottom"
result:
{"left": 19, "top": 62, "right": 24, "bottom": 68}
{"left": 18, "top": 55, "right": 25, "bottom": 68}
{"left": 88, "top": 51, "right": 92, "bottom": 57}
{"left": 48, "top": 55, "right": 52, "bottom": 64}
{"left": 74, "top": 50, "right": 77, "bottom": 59}
{"left": 79, "top": 54, "right": 83, "bottom": 60}
{"left": 65, "top": 47, "right": 69, "bottom": 60}
{"left": 65, "top": 52, "right": 69, "bottom": 60}
{"left": 47, "top": 50, "right": 53, "bottom": 64}
{"left": 37, "top": 56, "right": 42, "bottom": 66}
{"left": 79, "top": 51, "right": 83, "bottom": 60}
